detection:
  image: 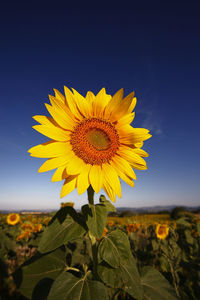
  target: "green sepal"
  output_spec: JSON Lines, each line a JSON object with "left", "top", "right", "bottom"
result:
{"left": 38, "top": 206, "right": 86, "bottom": 253}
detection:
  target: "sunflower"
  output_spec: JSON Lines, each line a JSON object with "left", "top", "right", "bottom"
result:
{"left": 16, "top": 230, "right": 31, "bottom": 241}
{"left": 28, "top": 87, "right": 151, "bottom": 202}
{"left": 7, "top": 213, "right": 20, "bottom": 225}
{"left": 156, "top": 224, "right": 169, "bottom": 240}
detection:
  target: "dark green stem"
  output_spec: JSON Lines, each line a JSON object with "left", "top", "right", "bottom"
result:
{"left": 87, "top": 185, "right": 94, "bottom": 205}
{"left": 87, "top": 185, "right": 98, "bottom": 279}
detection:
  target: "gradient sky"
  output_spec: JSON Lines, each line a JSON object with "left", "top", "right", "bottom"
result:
{"left": 1, "top": 2, "right": 200, "bottom": 210}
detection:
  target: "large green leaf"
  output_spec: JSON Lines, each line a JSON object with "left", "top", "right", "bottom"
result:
{"left": 48, "top": 271, "right": 109, "bottom": 300}
{"left": 99, "top": 195, "right": 116, "bottom": 212}
{"left": 18, "top": 248, "right": 66, "bottom": 299}
{"left": 141, "top": 266, "right": 178, "bottom": 300}
{"left": 38, "top": 206, "right": 86, "bottom": 253}
{"left": 82, "top": 204, "right": 107, "bottom": 238}
{"left": 0, "top": 231, "right": 17, "bottom": 255}
{"left": 99, "top": 229, "right": 132, "bottom": 268}
{"left": 98, "top": 258, "right": 143, "bottom": 300}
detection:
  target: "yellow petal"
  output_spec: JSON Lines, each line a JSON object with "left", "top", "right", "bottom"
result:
{"left": 111, "top": 155, "right": 136, "bottom": 179}
{"left": 119, "top": 127, "right": 151, "bottom": 144}
{"left": 51, "top": 166, "right": 67, "bottom": 182}
{"left": 133, "top": 148, "right": 149, "bottom": 157}
{"left": 116, "top": 112, "right": 135, "bottom": 127}
{"left": 86, "top": 91, "right": 95, "bottom": 103}
{"left": 66, "top": 153, "right": 85, "bottom": 175}
{"left": 102, "top": 181, "right": 116, "bottom": 202}
{"left": 61, "top": 176, "right": 77, "bottom": 198}
{"left": 92, "top": 88, "right": 111, "bottom": 118}
{"left": 102, "top": 163, "right": 121, "bottom": 198}
{"left": 53, "top": 89, "right": 66, "bottom": 104}
{"left": 45, "top": 103, "right": 75, "bottom": 131}
{"left": 64, "top": 86, "right": 83, "bottom": 120}
{"left": 118, "top": 146, "right": 147, "bottom": 166}
{"left": 77, "top": 164, "right": 91, "bottom": 195}
{"left": 89, "top": 165, "right": 103, "bottom": 193}
{"left": 32, "top": 115, "right": 57, "bottom": 126}
{"left": 28, "top": 141, "right": 71, "bottom": 158}
{"left": 110, "top": 96, "right": 137, "bottom": 122}
{"left": 110, "top": 160, "right": 135, "bottom": 187}
{"left": 71, "top": 88, "right": 91, "bottom": 118}
{"left": 32, "top": 125, "right": 71, "bottom": 142}
{"left": 38, "top": 156, "right": 69, "bottom": 173}
{"left": 104, "top": 88, "right": 124, "bottom": 119}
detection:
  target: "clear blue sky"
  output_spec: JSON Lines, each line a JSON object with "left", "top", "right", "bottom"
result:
{"left": 1, "top": 2, "right": 200, "bottom": 210}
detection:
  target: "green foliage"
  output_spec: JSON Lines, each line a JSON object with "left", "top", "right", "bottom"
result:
{"left": 48, "top": 271, "right": 109, "bottom": 300}
{"left": 99, "top": 229, "right": 132, "bottom": 268}
{"left": 82, "top": 204, "right": 107, "bottom": 238}
{"left": 17, "top": 248, "right": 66, "bottom": 299}
{"left": 141, "top": 266, "right": 178, "bottom": 300}
{"left": 99, "top": 195, "right": 116, "bottom": 212}
{"left": 38, "top": 206, "right": 86, "bottom": 253}
{"left": 1, "top": 203, "right": 199, "bottom": 299}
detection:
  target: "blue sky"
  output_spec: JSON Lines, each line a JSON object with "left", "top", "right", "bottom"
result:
{"left": 1, "top": 2, "right": 200, "bottom": 210}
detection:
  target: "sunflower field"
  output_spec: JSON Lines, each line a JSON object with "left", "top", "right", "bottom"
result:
{"left": 0, "top": 204, "right": 200, "bottom": 300}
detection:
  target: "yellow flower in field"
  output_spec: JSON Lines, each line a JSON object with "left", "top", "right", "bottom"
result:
{"left": 32, "top": 224, "right": 43, "bottom": 232}
{"left": 21, "top": 223, "right": 34, "bottom": 231}
{"left": 28, "top": 87, "right": 151, "bottom": 202}
{"left": 61, "top": 202, "right": 74, "bottom": 208}
{"left": 16, "top": 230, "right": 31, "bottom": 241}
{"left": 7, "top": 213, "right": 20, "bottom": 225}
{"left": 107, "top": 220, "right": 114, "bottom": 227}
{"left": 156, "top": 224, "right": 169, "bottom": 240}
{"left": 127, "top": 223, "right": 138, "bottom": 233}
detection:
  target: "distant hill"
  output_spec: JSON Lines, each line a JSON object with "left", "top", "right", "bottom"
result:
{"left": 116, "top": 205, "right": 200, "bottom": 214}
{"left": 1, "top": 205, "right": 200, "bottom": 214}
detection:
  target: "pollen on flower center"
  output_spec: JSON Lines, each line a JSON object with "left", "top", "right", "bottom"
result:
{"left": 85, "top": 128, "right": 111, "bottom": 151}
{"left": 70, "top": 118, "right": 120, "bottom": 165}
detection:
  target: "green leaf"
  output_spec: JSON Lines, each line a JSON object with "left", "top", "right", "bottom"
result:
{"left": 151, "top": 239, "right": 159, "bottom": 251}
{"left": 0, "top": 231, "right": 17, "bottom": 253}
{"left": 176, "top": 218, "right": 190, "bottom": 227}
{"left": 82, "top": 204, "right": 107, "bottom": 238}
{"left": 141, "top": 266, "right": 178, "bottom": 300}
{"left": 18, "top": 248, "right": 66, "bottom": 299}
{"left": 38, "top": 206, "right": 86, "bottom": 253}
{"left": 99, "top": 195, "right": 116, "bottom": 212}
{"left": 48, "top": 271, "right": 109, "bottom": 300}
{"left": 99, "top": 229, "right": 132, "bottom": 268}
{"left": 185, "top": 230, "right": 194, "bottom": 245}
{"left": 98, "top": 258, "right": 143, "bottom": 300}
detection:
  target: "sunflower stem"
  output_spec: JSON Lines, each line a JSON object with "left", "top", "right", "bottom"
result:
{"left": 87, "top": 186, "right": 98, "bottom": 279}
{"left": 87, "top": 185, "right": 95, "bottom": 205}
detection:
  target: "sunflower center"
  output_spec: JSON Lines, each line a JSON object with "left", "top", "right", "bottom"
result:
{"left": 10, "top": 214, "right": 17, "bottom": 221}
{"left": 86, "top": 128, "right": 111, "bottom": 150}
{"left": 70, "top": 118, "right": 119, "bottom": 165}
{"left": 158, "top": 226, "right": 166, "bottom": 235}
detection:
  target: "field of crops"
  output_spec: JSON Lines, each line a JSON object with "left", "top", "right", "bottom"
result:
{"left": 0, "top": 209, "right": 200, "bottom": 300}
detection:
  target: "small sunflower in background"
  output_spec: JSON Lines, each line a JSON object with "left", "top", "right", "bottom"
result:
{"left": 156, "top": 224, "right": 169, "bottom": 240}
{"left": 61, "top": 202, "right": 74, "bottom": 208}
{"left": 16, "top": 230, "right": 31, "bottom": 241}
{"left": 28, "top": 87, "right": 151, "bottom": 202}
{"left": 7, "top": 213, "right": 20, "bottom": 225}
